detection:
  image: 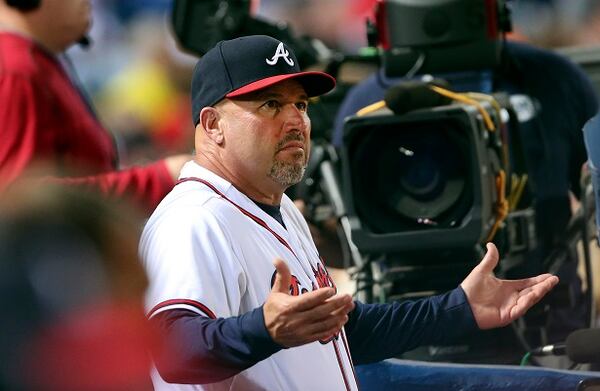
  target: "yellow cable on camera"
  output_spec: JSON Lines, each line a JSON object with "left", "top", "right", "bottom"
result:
{"left": 464, "top": 91, "right": 510, "bottom": 170}
{"left": 356, "top": 100, "right": 387, "bottom": 117}
{"left": 465, "top": 92, "right": 502, "bottom": 116}
{"left": 429, "top": 85, "right": 496, "bottom": 132}
{"left": 431, "top": 87, "right": 518, "bottom": 232}
{"left": 486, "top": 169, "right": 509, "bottom": 242}
{"left": 508, "top": 173, "right": 528, "bottom": 212}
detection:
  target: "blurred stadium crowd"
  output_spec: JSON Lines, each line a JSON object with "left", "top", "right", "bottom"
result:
{"left": 68, "top": 0, "right": 600, "bottom": 170}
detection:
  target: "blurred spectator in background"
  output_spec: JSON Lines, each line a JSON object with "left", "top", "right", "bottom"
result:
{"left": 510, "top": 0, "right": 599, "bottom": 48}
{"left": 0, "top": 179, "right": 153, "bottom": 391}
{"left": 258, "top": 0, "right": 365, "bottom": 53}
{"left": 94, "top": 12, "right": 195, "bottom": 166}
{"left": 108, "top": 0, "right": 171, "bottom": 23}
{"left": 0, "top": 0, "right": 190, "bottom": 213}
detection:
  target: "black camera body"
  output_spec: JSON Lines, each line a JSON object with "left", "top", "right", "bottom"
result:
{"left": 373, "top": 0, "right": 512, "bottom": 77}
{"left": 337, "top": 98, "right": 521, "bottom": 301}
{"left": 326, "top": 0, "right": 529, "bottom": 304}
{"left": 171, "top": 0, "right": 326, "bottom": 69}
{"left": 341, "top": 103, "right": 499, "bottom": 255}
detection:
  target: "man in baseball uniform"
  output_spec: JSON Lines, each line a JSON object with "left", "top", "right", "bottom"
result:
{"left": 140, "top": 35, "right": 559, "bottom": 390}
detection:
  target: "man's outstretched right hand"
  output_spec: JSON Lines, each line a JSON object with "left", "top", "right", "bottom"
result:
{"left": 263, "top": 258, "right": 354, "bottom": 347}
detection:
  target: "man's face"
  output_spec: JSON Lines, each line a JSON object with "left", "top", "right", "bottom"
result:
{"left": 217, "top": 79, "right": 311, "bottom": 189}
{"left": 36, "top": 0, "right": 92, "bottom": 51}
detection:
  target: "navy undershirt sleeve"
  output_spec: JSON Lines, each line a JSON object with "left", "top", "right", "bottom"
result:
{"left": 150, "top": 306, "right": 283, "bottom": 384}
{"left": 151, "top": 287, "right": 477, "bottom": 383}
{"left": 345, "top": 286, "right": 478, "bottom": 365}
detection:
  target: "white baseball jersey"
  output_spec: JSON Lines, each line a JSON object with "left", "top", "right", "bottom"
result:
{"left": 140, "top": 161, "right": 358, "bottom": 391}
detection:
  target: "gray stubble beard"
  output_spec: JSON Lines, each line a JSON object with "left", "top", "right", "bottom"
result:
{"left": 268, "top": 157, "right": 307, "bottom": 188}
{"left": 268, "top": 132, "right": 308, "bottom": 188}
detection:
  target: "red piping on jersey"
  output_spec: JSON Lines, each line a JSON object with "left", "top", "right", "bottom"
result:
{"left": 332, "top": 338, "right": 352, "bottom": 391}
{"left": 341, "top": 329, "right": 360, "bottom": 389}
{"left": 147, "top": 299, "right": 216, "bottom": 319}
{"left": 176, "top": 177, "right": 298, "bottom": 258}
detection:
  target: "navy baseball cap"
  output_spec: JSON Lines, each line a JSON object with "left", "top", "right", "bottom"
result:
{"left": 191, "top": 35, "right": 336, "bottom": 125}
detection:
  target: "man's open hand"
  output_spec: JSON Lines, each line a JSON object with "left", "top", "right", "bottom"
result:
{"left": 461, "top": 243, "right": 559, "bottom": 329}
{"left": 263, "top": 258, "right": 355, "bottom": 347}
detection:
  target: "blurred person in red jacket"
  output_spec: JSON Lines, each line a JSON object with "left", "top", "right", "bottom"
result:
{"left": 0, "top": 179, "right": 157, "bottom": 391}
{"left": 0, "top": 0, "right": 190, "bottom": 213}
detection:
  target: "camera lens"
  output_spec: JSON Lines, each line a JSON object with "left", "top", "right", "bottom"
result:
{"left": 380, "top": 129, "right": 465, "bottom": 221}
{"left": 350, "top": 118, "right": 472, "bottom": 233}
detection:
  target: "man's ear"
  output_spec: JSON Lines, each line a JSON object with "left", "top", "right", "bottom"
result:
{"left": 199, "top": 107, "right": 224, "bottom": 144}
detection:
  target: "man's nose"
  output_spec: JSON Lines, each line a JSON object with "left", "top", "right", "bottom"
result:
{"left": 284, "top": 104, "right": 308, "bottom": 129}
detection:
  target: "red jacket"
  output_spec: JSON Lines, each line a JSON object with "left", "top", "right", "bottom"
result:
{"left": 0, "top": 32, "right": 175, "bottom": 212}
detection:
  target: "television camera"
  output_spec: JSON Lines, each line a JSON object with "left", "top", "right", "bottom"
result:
{"left": 339, "top": 0, "right": 524, "bottom": 302}
{"left": 171, "top": 0, "right": 597, "bottom": 364}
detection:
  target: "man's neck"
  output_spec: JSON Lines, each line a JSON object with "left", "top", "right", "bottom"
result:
{"left": 193, "top": 156, "right": 285, "bottom": 206}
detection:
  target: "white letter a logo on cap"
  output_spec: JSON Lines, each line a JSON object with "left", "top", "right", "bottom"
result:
{"left": 266, "top": 42, "right": 294, "bottom": 66}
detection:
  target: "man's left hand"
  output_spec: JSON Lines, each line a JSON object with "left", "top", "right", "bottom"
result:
{"left": 460, "top": 243, "right": 559, "bottom": 330}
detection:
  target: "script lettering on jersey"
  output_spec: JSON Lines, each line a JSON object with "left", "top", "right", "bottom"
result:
{"left": 312, "top": 262, "right": 340, "bottom": 344}
{"left": 270, "top": 270, "right": 309, "bottom": 296}
{"left": 265, "top": 42, "right": 294, "bottom": 66}
{"left": 269, "top": 261, "right": 341, "bottom": 344}
{"left": 289, "top": 275, "right": 309, "bottom": 296}
{"left": 312, "top": 262, "right": 336, "bottom": 291}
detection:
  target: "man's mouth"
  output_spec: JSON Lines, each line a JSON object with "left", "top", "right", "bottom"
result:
{"left": 279, "top": 141, "right": 305, "bottom": 151}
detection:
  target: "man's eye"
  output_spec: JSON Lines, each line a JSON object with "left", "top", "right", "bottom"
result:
{"left": 296, "top": 102, "right": 308, "bottom": 111}
{"left": 263, "top": 100, "right": 280, "bottom": 109}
